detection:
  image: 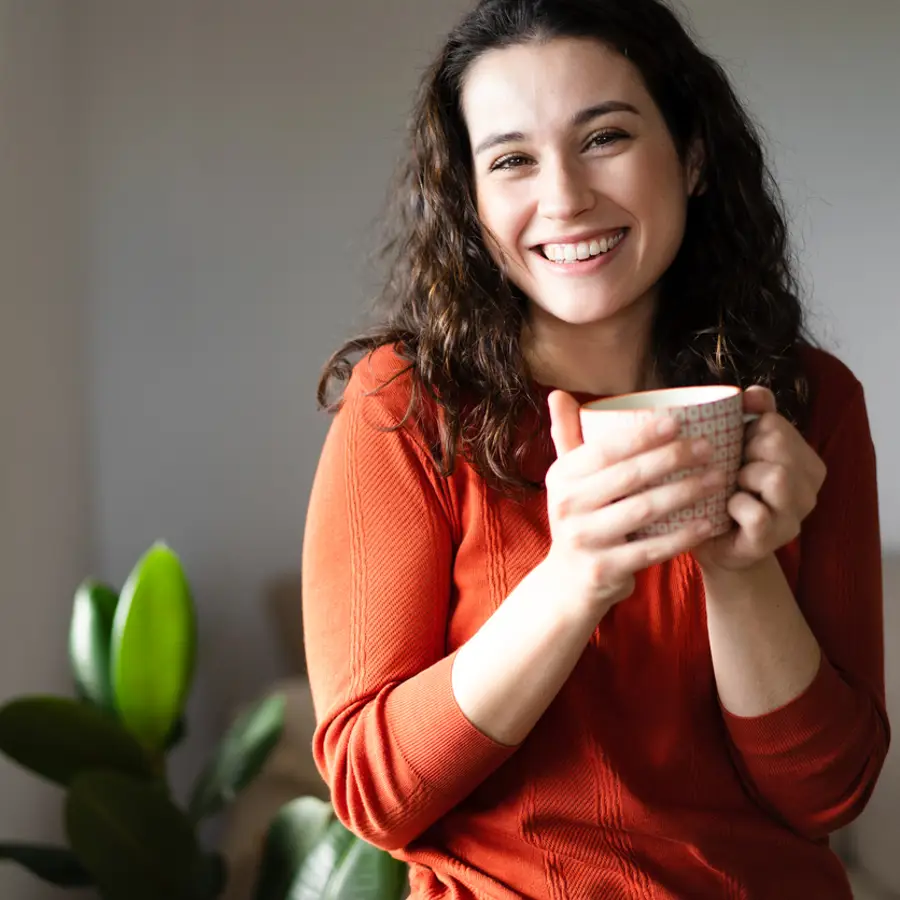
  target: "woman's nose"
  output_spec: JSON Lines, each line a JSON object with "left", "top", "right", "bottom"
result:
{"left": 537, "top": 159, "right": 595, "bottom": 221}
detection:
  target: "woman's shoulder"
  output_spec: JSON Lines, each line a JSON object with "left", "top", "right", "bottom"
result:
{"left": 799, "top": 343, "right": 864, "bottom": 403}
{"left": 343, "top": 343, "right": 418, "bottom": 418}
{"left": 797, "top": 342, "right": 869, "bottom": 443}
{"left": 341, "top": 343, "right": 442, "bottom": 450}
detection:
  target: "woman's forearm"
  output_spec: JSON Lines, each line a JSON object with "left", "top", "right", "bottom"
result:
{"left": 701, "top": 554, "right": 822, "bottom": 717}
{"left": 451, "top": 559, "right": 607, "bottom": 746}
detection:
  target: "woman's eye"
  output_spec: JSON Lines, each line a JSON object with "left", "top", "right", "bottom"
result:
{"left": 586, "top": 131, "right": 628, "bottom": 150}
{"left": 490, "top": 154, "right": 531, "bottom": 172}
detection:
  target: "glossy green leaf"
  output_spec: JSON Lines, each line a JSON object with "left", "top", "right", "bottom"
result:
{"left": 69, "top": 579, "right": 119, "bottom": 712}
{"left": 0, "top": 696, "right": 152, "bottom": 786}
{"left": 188, "top": 693, "right": 285, "bottom": 822}
{"left": 292, "top": 819, "right": 408, "bottom": 900}
{"left": 65, "top": 770, "right": 199, "bottom": 900}
{"left": 110, "top": 542, "right": 197, "bottom": 751}
{"left": 0, "top": 843, "right": 93, "bottom": 887}
{"left": 253, "top": 796, "right": 334, "bottom": 900}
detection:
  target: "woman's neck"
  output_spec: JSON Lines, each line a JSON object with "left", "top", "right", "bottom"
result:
{"left": 523, "top": 295, "right": 660, "bottom": 397}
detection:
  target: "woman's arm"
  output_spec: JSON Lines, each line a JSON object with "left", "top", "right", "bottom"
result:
{"left": 699, "top": 382, "right": 889, "bottom": 839}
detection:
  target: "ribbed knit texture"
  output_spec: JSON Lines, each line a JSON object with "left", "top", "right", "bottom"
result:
{"left": 302, "top": 344, "right": 888, "bottom": 899}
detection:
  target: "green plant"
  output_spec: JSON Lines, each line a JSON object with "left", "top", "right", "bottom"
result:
{"left": 254, "top": 796, "right": 408, "bottom": 900}
{"left": 0, "top": 541, "right": 285, "bottom": 899}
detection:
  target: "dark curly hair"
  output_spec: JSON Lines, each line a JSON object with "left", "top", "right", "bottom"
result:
{"left": 318, "top": 0, "right": 812, "bottom": 493}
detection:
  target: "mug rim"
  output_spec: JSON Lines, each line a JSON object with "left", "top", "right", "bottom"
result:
{"left": 582, "top": 384, "right": 741, "bottom": 412}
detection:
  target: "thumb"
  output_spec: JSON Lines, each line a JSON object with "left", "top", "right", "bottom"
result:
{"left": 548, "top": 390, "right": 584, "bottom": 457}
{"left": 743, "top": 384, "right": 777, "bottom": 416}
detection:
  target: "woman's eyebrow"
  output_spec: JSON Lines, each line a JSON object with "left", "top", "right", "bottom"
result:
{"left": 473, "top": 100, "right": 641, "bottom": 156}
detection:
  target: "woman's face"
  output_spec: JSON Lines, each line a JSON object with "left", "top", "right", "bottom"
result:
{"left": 462, "top": 37, "right": 701, "bottom": 331}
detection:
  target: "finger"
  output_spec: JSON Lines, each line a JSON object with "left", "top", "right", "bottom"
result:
{"left": 743, "top": 385, "right": 777, "bottom": 416}
{"left": 745, "top": 419, "right": 810, "bottom": 467}
{"left": 574, "top": 467, "right": 726, "bottom": 546}
{"left": 737, "top": 461, "right": 794, "bottom": 511}
{"left": 600, "top": 518, "right": 715, "bottom": 578}
{"left": 561, "top": 434, "right": 715, "bottom": 514}
{"left": 560, "top": 414, "right": 681, "bottom": 478}
{"left": 548, "top": 391, "right": 584, "bottom": 457}
{"left": 727, "top": 490, "right": 776, "bottom": 548}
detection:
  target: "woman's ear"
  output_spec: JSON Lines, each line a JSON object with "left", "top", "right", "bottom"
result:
{"left": 686, "top": 138, "right": 707, "bottom": 197}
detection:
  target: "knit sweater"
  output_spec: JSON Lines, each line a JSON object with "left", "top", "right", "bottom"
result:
{"left": 302, "top": 343, "right": 888, "bottom": 900}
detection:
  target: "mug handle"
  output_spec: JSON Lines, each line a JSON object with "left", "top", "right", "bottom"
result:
{"left": 743, "top": 413, "right": 760, "bottom": 424}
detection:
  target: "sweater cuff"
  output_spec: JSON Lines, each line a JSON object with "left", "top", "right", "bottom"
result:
{"left": 721, "top": 654, "right": 849, "bottom": 759}
{"left": 387, "top": 651, "right": 518, "bottom": 795}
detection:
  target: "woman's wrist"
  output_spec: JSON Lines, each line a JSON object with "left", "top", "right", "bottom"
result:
{"left": 537, "top": 551, "right": 625, "bottom": 625}
{"left": 696, "top": 551, "right": 780, "bottom": 595}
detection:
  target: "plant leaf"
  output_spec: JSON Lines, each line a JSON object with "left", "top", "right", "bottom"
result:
{"left": 188, "top": 693, "right": 285, "bottom": 822}
{"left": 110, "top": 542, "right": 197, "bottom": 751}
{"left": 69, "top": 579, "right": 119, "bottom": 712}
{"left": 0, "top": 696, "right": 152, "bottom": 786}
{"left": 317, "top": 835, "right": 408, "bottom": 900}
{"left": 253, "top": 796, "right": 334, "bottom": 900}
{"left": 290, "top": 819, "right": 357, "bottom": 900}
{"left": 65, "top": 770, "right": 200, "bottom": 900}
{"left": 0, "top": 843, "right": 93, "bottom": 887}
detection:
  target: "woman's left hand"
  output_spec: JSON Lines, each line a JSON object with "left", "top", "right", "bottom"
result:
{"left": 693, "top": 386, "right": 827, "bottom": 572}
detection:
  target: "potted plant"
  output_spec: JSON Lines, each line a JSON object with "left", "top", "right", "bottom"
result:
{"left": 0, "top": 541, "right": 409, "bottom": 899}
{"left": 0, "top": 541, "right": 284, "bottom": 899}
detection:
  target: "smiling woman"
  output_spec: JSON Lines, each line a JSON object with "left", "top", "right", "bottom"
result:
{"left": 463, "top": 38, "right": 703, "bottom": 393}
{"left": 302, "top": 1, "right": 887, "bottom": 898}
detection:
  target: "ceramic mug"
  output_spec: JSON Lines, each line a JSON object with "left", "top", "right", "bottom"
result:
{"left": 580, "top": 385, "right": 755, "bottom": 539}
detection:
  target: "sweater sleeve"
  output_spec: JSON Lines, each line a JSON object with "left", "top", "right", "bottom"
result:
{"left": 301, "top": 360, "right": 516, "bottom": 850}
{"left": 721, "top": 381, "right": 890, "bottom": 840}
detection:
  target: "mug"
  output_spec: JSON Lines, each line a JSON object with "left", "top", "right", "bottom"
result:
{"left": 580, "top": 385, "right": 754, "bottom": 539}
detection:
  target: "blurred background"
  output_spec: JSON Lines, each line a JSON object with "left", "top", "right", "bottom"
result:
{"left": 2, "top": 0, "right": 898, "bottom": 897}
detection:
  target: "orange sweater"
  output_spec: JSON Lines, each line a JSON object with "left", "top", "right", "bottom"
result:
{"left": 302, "top": 344, "right": 888, "bottom": 900}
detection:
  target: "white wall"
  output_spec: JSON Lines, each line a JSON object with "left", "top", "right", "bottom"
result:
{"left": 0, "top": 2, "right": 90, "bottom": 898}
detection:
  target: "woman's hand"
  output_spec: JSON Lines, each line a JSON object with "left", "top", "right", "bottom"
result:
{"left": 694, "top": 386, "right": 827, "bottom": 573}
{"left": 544, "top": 391, "right": 726, "bottom": 618}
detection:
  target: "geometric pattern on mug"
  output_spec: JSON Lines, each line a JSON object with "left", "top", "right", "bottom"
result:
{"left": 634, "top": 393, "right": 745, "bottom": 539}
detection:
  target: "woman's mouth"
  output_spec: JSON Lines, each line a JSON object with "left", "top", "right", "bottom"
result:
{"left": 536, "top": 229, "right": 628, "bottom": 264}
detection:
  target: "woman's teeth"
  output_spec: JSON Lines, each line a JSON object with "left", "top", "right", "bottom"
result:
{"left": 541, "top": 230, "right": 626, "bottom": 263}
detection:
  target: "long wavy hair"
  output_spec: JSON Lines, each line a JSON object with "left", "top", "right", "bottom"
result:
{"left": 318, "top": 0, "right": 812, "bottom": 493}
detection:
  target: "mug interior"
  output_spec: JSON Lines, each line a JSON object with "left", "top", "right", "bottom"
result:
{"left": 583, "top": 385, "right": 741, "bottom": 412}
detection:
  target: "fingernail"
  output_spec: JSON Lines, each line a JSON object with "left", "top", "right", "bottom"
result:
{"left": 692, "top": 438, "right": 712, "bottom": 457}
{"left": 702, "top": 468, "right": 725, "bottom": 487}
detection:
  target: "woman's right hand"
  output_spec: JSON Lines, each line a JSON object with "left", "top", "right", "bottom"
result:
{"left": 543, "top": 390, "right": 725, "bottom": 618}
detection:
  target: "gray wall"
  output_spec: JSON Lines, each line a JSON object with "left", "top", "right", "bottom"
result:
{"left": 0, "top": 3, "right": 90, "bottom": 898}
{"left": 2, "top": 0, "right": 898, "bottom": 895}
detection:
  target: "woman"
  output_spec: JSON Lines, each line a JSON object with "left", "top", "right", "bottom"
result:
{"left": 302, "top": 0, "right": 888, "bottom": 897}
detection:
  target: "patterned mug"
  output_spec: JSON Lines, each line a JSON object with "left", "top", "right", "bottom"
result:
{"left": 579, "top": 385, "right": 754, "bottom": 539}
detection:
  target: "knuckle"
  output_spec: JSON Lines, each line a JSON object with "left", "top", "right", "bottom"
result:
{"left": 570, "top": 527, "right": 591, "bottom": 551}
{"left": 632, "top": 494, "right": 656, "bottom": 526}
{"left": 747, "top": 504, "right": 770, "bottom": 533}
{"left": 554, "top": 492, "right": 574, "bottom": 520}
{"left": 621, "top": 459, "right": 646, "bottom": 494}
{"left": 769, "top": 465, "right": 790, "bottom": 497}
